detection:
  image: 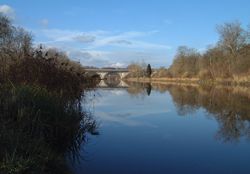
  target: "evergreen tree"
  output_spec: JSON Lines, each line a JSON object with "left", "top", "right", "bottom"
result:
{"left": 146, "top": 64, "right": 152, "bottom": 77}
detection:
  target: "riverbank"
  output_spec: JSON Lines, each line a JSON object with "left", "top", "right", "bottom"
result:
{"left": 125, "top": 76, "right": 250, "bottom": 86}
{"left": 125, "top": 78, "right": 250, "bottom": 100}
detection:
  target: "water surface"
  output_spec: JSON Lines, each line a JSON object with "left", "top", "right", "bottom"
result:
{"left": 71, "top": 83, "right": 250, "bottom": 174}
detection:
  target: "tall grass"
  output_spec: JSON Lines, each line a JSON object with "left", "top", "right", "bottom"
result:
{"left": 0, "top": 84, "right": 98, "bottom": 174}
{"left": 0, "top": 15, "right": 98, "bottom": 98}
{"left": 0, "top": 14, "right": 99, "bottom": 174}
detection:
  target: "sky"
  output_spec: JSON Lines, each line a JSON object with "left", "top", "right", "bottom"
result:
{"left": 0, "top": 0, "right": 250, "bottom": 68}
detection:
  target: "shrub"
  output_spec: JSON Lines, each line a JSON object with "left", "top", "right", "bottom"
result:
{"left": 198, "top": 70, "right": 213, "bottom": 80}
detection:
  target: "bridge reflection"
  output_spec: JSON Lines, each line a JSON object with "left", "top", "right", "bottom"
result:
{"left": 97, "top": 80, "right": 152, "bottom": 96}
{"left": 98, "top": 80, "right": 129, "bottom": 88}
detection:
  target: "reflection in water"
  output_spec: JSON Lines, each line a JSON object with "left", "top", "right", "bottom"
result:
{"left": 0, "top": 85, "right": 98, "bottom": 174}
{"left": 126, "top": 82, "right": 250, "bottom": 143}
{"left": 146, "top": 83, "right": 152, "bottom": 96}
{"left": 104, "top": 72, "right": 121, "bottom": 87}
{"left": 126, "top": 82, "right": 152, "bottom": 97}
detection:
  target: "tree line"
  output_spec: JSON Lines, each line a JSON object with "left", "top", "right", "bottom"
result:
{"left": 170, "top": 22, "right": 250, "bottom": 79}
{"left": 127, "top": 60, "right": 152, "bottom": 78}
{"left": 167, "top": 21, "right": 250, "bottom": 80}
{"left": 127, "top": 21, "right": 250, "bottom": 83}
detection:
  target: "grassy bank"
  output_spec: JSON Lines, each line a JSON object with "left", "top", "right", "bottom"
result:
{"left": 125, "top": 76, "right": 250, "bottom": 86}
{"left": 126, "top": 78, "right": 250, "bottom": 100}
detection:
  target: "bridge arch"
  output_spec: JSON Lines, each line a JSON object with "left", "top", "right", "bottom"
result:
{"left": 96, "top": 72, "right": 108, "bottom": 79}
{"left": 85, "top": 68, "right": 129, "bottom": 79}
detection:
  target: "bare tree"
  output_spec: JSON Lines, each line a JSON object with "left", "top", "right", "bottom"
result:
{"left": 170, "top": 46, "right": 200, "bottom": 78}
{"left": 217, "top": 21, "right": 247, "bottom": 56}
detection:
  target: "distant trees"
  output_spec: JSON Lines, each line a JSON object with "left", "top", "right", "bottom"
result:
{"left": 125, "top": 21, "right": 250, "bottom": 81}
{"left": 127, "top": 61, "right": 147, "bottom": 78}
{"left": 167, "top": 21, "right": 250, "bottom": 80}
{"left": 217, "top": 21, "right": 247, "bottom": 56}
{"left": 170, "top": 46, "right": 200, "bottom": 78}
{"left": 152, "top": 67, "right": 172, "bottom": 78}
{"left": 216, "top": 21, "right": 249, "bottom": 76}
{"left": 127, "top": 63, "right": 143, "bottom": 78}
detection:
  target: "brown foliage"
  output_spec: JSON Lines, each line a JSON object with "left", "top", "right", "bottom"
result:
{"left": 168, "top": 21, "right": 250, "bottom": 81}
{"left": 0, "top": 15, "right": 96, "bottom": 96}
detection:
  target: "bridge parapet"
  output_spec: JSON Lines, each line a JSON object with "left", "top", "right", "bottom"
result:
{"left": 85, "top": 68, "right": 129, "bottom": 73}
{"left": 85, "top": 68, "right": 129, "bottom": 79}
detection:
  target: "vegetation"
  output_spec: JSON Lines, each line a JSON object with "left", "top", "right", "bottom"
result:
{"left": 146, "top": 64, "right": 152, "bottom": 77}
{"left": 170, "top": 46, "right": 200, "bottom": 78}
{"left": 0, "top": 15, "right": 98, "bottom": 173}
{"left": 126, "top": 21, "right": 250, "bottom": 85}
{"left": 127, "top": 61, "right": 147, "bottom": 78}
{"left": 152, "top": 67, "right": 172, "bottom": 78}
{"left": 0, "top": 84, "right": 98, "bottom": 174}
{"left": 0, "top": 15, "right": 97, "bottom": 97}
{"left": 170, "top": 21, "right": 250, "bottom": 81}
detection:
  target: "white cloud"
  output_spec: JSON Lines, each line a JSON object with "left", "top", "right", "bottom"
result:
{"left": 65, "top": 49, "right": 111, "bottom": 67}
{"left": 38, "top": 29, "right": 106, "bottom": 43}
{"left": 73, "top": 34, "right": 96, "bottom": 43}
{"left": 35, "top": 42, "right": 169, "bottom": 67}
{"left": 0, "top": 4, "right": 15, "bottom": 19}
{"left": 108, "top": 39, "right": 132, "bottom": 45}
{"left": 38, "top": 29, "right": 171, "bottom": 50}
{"left": 84, "top": 30, "right": 170, "bottom": 50}
{"left": 32, "top": 28, "right": 171, "bottom": 67}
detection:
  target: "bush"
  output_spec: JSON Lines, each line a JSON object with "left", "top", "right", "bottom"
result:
{"left": 182, "top": 72, "right": 192, "bottom": 78}
{"left": 0, "top": 15, "right": 97, "bottom": 97}
{"left": 198, "top": 70, "right": 213, "bottom": 80}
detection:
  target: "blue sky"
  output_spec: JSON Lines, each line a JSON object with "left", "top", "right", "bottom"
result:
{"left": 0, "top": 0, "right": 250, "bottom": 67}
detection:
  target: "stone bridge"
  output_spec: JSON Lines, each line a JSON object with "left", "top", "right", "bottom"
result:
{"left": 84, "top": 68, "right": 129, "bottom": 79}
{"left": 98, "top": 80, "right": 129, "bottom": 88}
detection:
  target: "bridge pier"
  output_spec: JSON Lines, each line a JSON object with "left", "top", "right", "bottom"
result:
{"left": 96, "top": 72, "right": 108, "bottom": 79}
{"left": 119, "top": 72, "right": 129, "bottom": 79}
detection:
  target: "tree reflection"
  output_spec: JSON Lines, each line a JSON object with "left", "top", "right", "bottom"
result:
{"left": 125, "top": 81, "right": 250, "bottom": 143}
{"left": 126, "top": 82, "right": 152, "bottom": 97}
{"left": 0, "top": 84, "right": 98, "bottom": 174}
{"left": 146, "top": 83, "right": 152, "bottom": 96}
{"left": 167, "top": 85, "right": 250, "bottom": 142}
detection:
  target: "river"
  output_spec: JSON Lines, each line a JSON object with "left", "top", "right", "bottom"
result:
{"left": 70, "top": 82, "right": 250, "bottom": 174}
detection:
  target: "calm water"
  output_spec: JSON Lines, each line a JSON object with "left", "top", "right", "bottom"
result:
{"left": 70, "top": 82, "right": 250, "bottom": 174}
